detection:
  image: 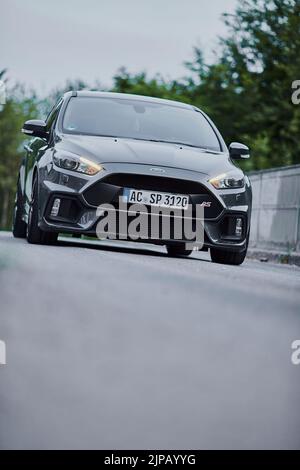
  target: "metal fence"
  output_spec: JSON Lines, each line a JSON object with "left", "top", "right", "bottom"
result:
{"left": 248, "top": 164, "right": 300, "bottom": 253}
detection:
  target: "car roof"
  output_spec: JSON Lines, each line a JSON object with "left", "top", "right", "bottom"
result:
{"left": 63, "top": 90, "right": 195, "bottom": 110}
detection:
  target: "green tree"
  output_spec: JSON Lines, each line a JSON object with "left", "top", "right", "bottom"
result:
{"left": 112, "top": 67, "right": 192, "bottom": 104}
{"left": 190, "top": 0, "right": 300, "bottom": 170}
{"left": 0, "top": 72, "right": 38, "bottom": 229}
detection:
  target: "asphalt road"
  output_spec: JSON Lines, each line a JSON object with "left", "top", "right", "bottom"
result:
{"left": 0, "top": 231, "right": 299, "bottom": 450}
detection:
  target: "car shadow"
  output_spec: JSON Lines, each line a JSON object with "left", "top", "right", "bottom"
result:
{"left": 57, "top": 237, "right": 211, "bottom": 262}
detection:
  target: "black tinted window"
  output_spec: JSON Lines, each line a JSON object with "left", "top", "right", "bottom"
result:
{"left": 46, "top": 99, "right": 63, "bottom": 132}
{"left": 63, "top": 97, "right": 221, "bottom": 151}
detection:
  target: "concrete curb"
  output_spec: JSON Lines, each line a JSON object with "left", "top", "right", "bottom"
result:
{"left": 247, "top": 248, "right": 300, "bottom": 267}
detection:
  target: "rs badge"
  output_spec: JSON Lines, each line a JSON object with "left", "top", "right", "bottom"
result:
{"left": 200, "top": 201, "right": 212, "bottom": 208}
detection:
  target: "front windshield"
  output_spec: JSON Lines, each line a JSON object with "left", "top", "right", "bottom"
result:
{"left": 63, "top": 96, "right": 221, "bottom": 151}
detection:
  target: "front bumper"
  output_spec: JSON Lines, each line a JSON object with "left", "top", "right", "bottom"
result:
{"left": 38, "top": 162, "right": 251, "bottom": 251}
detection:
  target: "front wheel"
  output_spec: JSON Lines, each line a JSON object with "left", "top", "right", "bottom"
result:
{"left": 166, "top": 243, "right": 193, "bottom": 257}
{"left": 27, "top": 178, "right": 58, "bottom": 245}
{"left": 210, "top": 237, "right": 249, "bottom": 266}
{"left": 12, "top": 181, "right": 27, "bottom": 238}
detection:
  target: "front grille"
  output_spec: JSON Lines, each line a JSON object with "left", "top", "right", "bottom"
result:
{"left": 100, "top": 173, "right": 209, "bottom": 194}
{"left": 97, "top": 209, "right": 211, "bottom": 242}
{"left": 83, "top": 173, "right": 224, "bottom": 220}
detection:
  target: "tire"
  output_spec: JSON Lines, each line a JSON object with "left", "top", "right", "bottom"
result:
{"left": 166, "top": 243, "right": 193, "bottom": 257}
{"left": 12, "top": 180, "right": 27, "bottom": 238}
{"left": 27, "top": 178, "right": 58, "bottom": 245}
{"left": 210, "top": 236, "right": 249, "bottom": 266}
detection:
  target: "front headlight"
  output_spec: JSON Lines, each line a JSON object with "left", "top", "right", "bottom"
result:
{"left": 209, "top": 172, "right": 245, "bottom": 189}
{"left": 53, "top": 151, "right": 103, "bottom": 176}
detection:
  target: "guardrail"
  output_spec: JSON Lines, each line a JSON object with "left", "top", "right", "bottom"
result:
{"left": 248, "top": 164, "right": 300, "bottom": 253}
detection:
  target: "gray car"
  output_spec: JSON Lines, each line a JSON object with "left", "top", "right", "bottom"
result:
{"left": 13, "top": 91, "right": 252, "bottom": 265}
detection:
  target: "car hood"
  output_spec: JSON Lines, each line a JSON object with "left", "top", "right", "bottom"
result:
{"left": 57, "top": 134, "right": 233, "bottom": 176}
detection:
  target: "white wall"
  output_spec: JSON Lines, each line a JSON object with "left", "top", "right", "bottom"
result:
{"left": 249, "top": 165, "right": 300, "bottom": 253}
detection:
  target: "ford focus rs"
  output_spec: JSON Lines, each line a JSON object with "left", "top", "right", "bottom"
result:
{"left": 13, "top": 91, "right": 252, "bottom": 265}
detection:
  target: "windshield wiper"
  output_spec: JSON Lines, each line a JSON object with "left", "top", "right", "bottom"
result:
{"left": 150, "top": 140, "right": 220, "bottom": 152}
{"left": 164, "top": 141, "right": 207, "bottom": 149}
{"left": 70, "top": 134, "right": 220, "bottom": 152}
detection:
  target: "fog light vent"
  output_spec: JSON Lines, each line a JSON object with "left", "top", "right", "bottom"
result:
{"left": 78, "top": 210, "right": 97, "bottom": 228}
{"left": 235, "top": 218, "right": 243, "bottom": 237}
{"left": 50, "top": 198, "right": 61, "bottom": 217}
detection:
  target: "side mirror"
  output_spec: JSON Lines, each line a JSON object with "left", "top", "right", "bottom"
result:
{"left": 22, "top": 119, "right": 48, "bottom": 139}
{"left": 229, "top": 142, "right": 250, "bottom": 160}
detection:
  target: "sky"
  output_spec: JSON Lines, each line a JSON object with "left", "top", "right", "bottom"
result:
{"left": 0, "top": 0, "right": 237, "bottom": 96}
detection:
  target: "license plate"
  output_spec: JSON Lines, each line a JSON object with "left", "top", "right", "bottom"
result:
{"left": 123, "top": 188, "right": 189, "bottom": 210}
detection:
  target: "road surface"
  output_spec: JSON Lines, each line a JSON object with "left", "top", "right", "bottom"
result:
{"left": 0, "top": 231, "right": 299, "bottom": 449}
